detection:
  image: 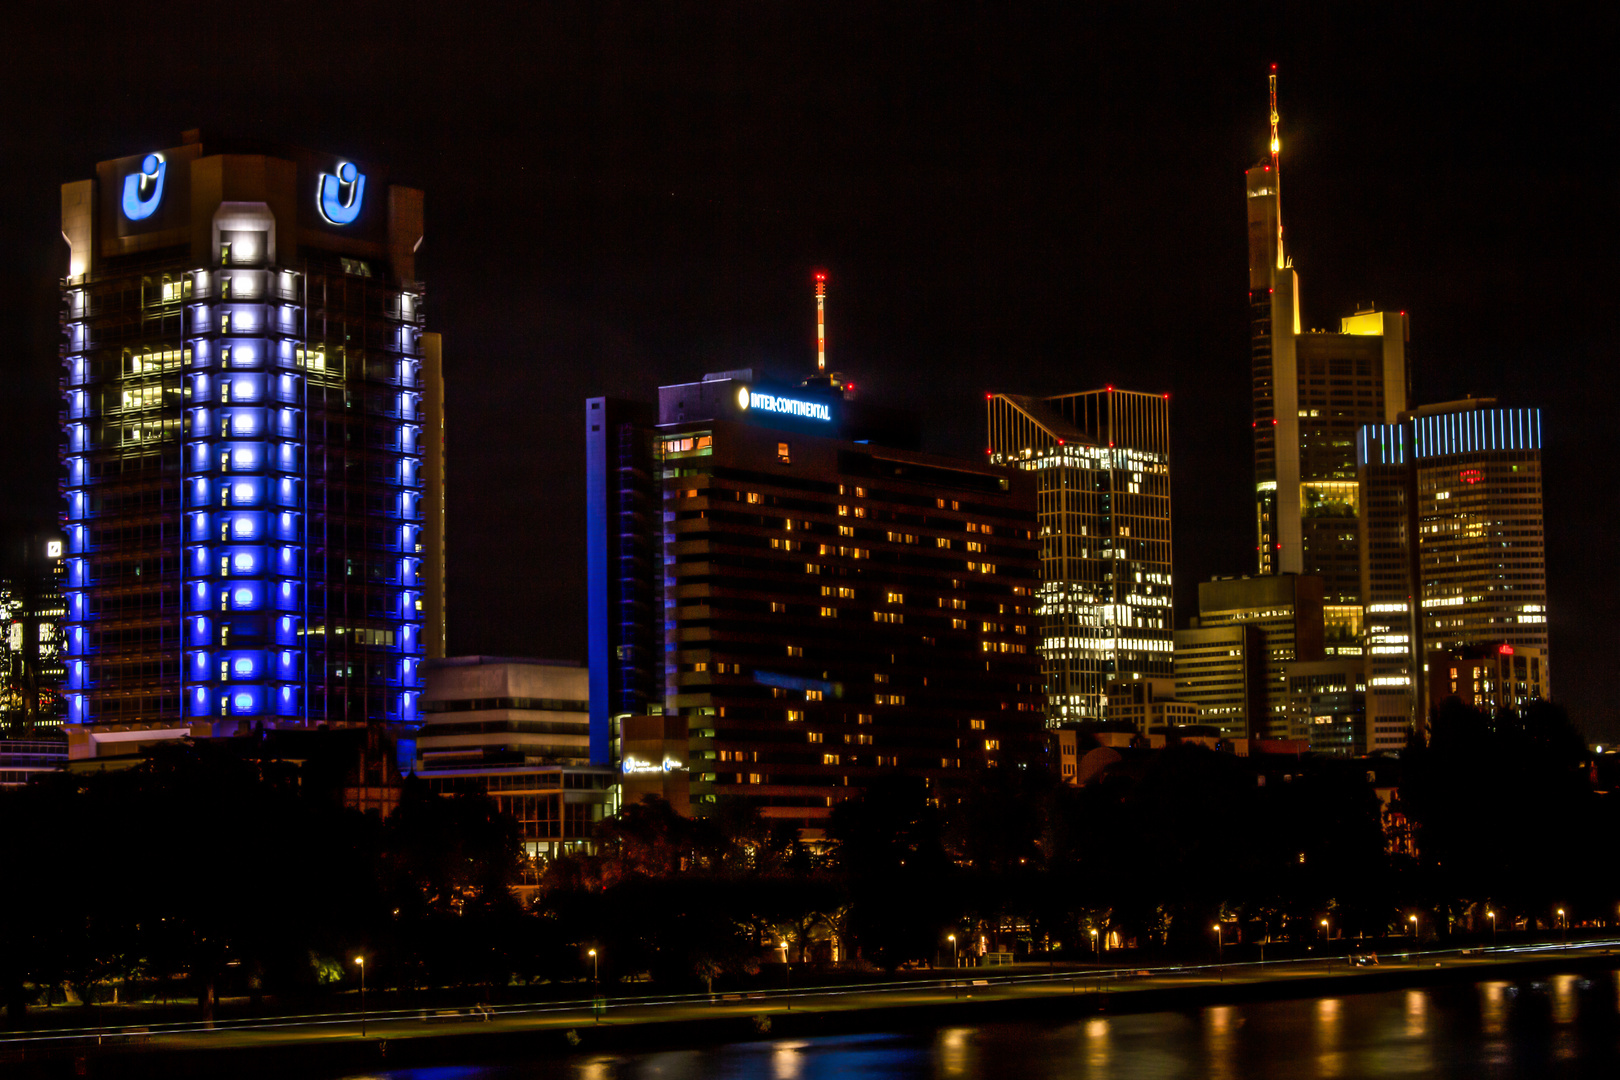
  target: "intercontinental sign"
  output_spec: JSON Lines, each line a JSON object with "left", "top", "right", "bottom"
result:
{"left": 736, "top": 386, "right": 832, "bottom": 422}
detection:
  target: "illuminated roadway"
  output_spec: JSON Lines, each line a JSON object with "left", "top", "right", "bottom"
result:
{"left": 3, "top": 939, "right": 1617, "bottom": 1058}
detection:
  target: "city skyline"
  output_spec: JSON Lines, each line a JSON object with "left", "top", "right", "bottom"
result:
{"left": 0, "top": 7, "right": 1611, "bottom": 736}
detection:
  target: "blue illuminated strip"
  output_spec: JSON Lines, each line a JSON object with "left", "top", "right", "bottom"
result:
{"left": 1411, "top": 408, "right": 1541, "bottom": 461}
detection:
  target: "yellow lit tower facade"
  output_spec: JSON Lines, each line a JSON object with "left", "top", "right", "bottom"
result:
{"left": 988, "top": 390, "right": 1173, "bottom": 722}
{"left": 1246, "top": 68, "right": 1410, "bottom": 656}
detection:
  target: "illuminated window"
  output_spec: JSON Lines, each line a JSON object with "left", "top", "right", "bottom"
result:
{"left": 787, "top": 709, "right": 804, "bottom": 722}
{"left": 745, "top": 491, "right": 762, "bottom": 505}
{"left": 837, "top": 586, "right": 855, "bottom": 599}
{"left": 777, "top": 442, "right": 791, "bottom": 463}
{"left": 885, "top": 592, "right": 904, "bottom": 604}
{"left": 822, "top": 754, "right": 841, "bottom": 766}
{"left": 853, "top": 506, "right": 867, "bottom": 518}
{"left": 786, "top": 645, "right": 803, "bottom": 657}
{"left": 771, "top": 601, "right": 787, "bottom": 613}
{"left": 839, "top": 525, "right": 855, "bottom": 537}
{"left": 935, "top": 537, "right": 951, "bottom": 549}
{"left": 820, "top": 606, "right": 836, "bottom": 618}
{"left": 969, "top": 719, "right": 985, "bottom": 730}
{"left": 807, "top": 731, "right": 823, "bottom": 743}
{"left": 806, "top": 689, "right": 824, "bottom": 701}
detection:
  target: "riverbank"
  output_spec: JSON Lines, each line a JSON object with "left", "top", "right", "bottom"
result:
{"left": 5, "top": 939, "right": 1617, "bottom": 1079}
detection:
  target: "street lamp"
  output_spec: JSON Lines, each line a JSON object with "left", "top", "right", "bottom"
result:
{"left": 1487, "top": 909, "right": 1497, "bottom": 947}
{"left": 1212, "top": 924, "right": 1223, "bottom": 979}
{"left": 588, "top": 948, "right": 598, "bottom": 984}
{"left": 353, "top": 956, "right": 366, "bottom": 1036}
{"left": 1090, "top": 928, "right": 1100, "bottom": 957}
{"left": 947, "top": 933, "right": 958, "bottom": 969}
{"left": 1408, "top": 914, "right": 1419, "bottom": 939}
{"left": 1557, "top": 908, "right": 1566, "bottom": 942}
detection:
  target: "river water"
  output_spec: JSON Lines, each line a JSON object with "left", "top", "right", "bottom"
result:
{"left": 353, "top": 970, "right": 1620, "bottom": 1078}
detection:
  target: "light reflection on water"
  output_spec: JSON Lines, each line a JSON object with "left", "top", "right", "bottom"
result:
{"left": 348, "top": 970, "right": 1620, "bottom": 1080}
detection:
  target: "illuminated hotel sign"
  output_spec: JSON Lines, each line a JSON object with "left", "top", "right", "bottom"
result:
{"left": 121, "top": 154, "right": 166, "bottom": 221}
{"left": 317, "top": 161, "right": 367, "bottom": 225}
{"left": 735, "top": 385, "right": 832, "bottom": 421}
{"left": 622, "top": 757, "right": 687, "bottom": 775}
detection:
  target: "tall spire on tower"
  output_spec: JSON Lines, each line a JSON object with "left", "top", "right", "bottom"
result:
{"left": 814, "top": 269, "right": 827, "bottom": 371}
{"left": 1270, "top": 64, "right": 1284, "bottom": 270}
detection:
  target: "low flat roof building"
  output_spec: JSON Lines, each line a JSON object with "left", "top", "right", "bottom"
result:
{"left": 417, "top": 657, "right": 615, "bottom": 871}
{"left": 1104, "top": 677, "right": 1197, "bottom": 734}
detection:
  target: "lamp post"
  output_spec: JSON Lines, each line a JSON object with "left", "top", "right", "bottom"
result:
{"left": 588, "top": 948, "right": 598, "bottom": 984}
{"left": 1321, "top": 918, "right": 1331, "bottom": 973}
{"left": 1408, "top": 914, "right": 1419, "bottom": 940}
{"left": 1212, "top": 924, "right": 1223, "bottom": 980}
{"left": 353, "top": 956, "right": 366, "bottom": 1036}
{"left": 1090, "top": 928, "right": 1099, "bottom": 958}
{"left": 1557, "top": 908, "right": 1566, "bottom": 943}
{"left": 1487, "top": 909, "right": 1497, "bottom": 948}
{"left": 947, "top": 934, "right": 958, "bottom": 969}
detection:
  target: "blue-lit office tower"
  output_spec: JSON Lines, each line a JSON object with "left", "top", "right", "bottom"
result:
{"left": 58, "top": 134, "right": 446, "bottom": 759}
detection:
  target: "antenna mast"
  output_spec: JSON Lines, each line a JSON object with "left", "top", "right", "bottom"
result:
{"left": 1270, "top": 64, "right": 1284, "bottom": 270}
{"left": 814, "top": 270, "right": 827, "bottom": 371}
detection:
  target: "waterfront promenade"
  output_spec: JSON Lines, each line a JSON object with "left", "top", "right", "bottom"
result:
{"left": 4, "top": 939, "right": 1618, "bottom": 1078}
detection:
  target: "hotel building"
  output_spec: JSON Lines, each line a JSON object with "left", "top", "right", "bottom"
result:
{"left": 1246, "top": 74, "right": 1409, "bottom": 653}
{"left": 58, "top": 133, "right": 444, "bottom": 760}
{"left": 1358, "top": 399, "right": 1547, "bottom": 738}
{"left": 986, "top": 390, "right": 1173, "bottom": 722}
{"left": 587, "top": 372, "right": 1043, "bottom": 830}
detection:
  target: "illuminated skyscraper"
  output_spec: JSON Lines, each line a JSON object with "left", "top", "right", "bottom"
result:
{"left": 987, "top": 390, "right": 1173, "bottom": 722}
{"left": 1246, "top": 71, "right": 1409, "bottom": 653}
{"left": 1357, "top": 399, "right": 1547, "bottom": 743}
{"left": 58, "top": 133, "right": 444, "bottom": 760}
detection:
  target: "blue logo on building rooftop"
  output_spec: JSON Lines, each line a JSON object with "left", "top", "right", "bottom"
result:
{"left": 121, "top": 154, "right": 166, "bottom": 221}
{"left": 318, "top": 161, "right": 367, "bottom": 225}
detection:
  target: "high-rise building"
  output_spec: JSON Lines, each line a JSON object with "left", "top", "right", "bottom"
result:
{"left": 1191, "top": 575, "right": 1325, "bottom": 740}
{"left": 587, "top": 371, "right": 1044, "bottom": 831}
{"left": 59, "top": 133, "right": 445, "bottom": 760}
{"left": 1357, "top": 399, "right": 1547, "bottom": 737}
{"left": 1245, "top": 72, "right": 1409, "bottom": 653}
{"left": 1285, "top": 657, "right": 1367, "bottom": 756}
{"left": 986, "top": 390, "right": 1173, "bottom": 722}
{"left": 1172, "top": 623, "right": 1265, "bottom": 740}
{"left": 0, "top": 532, "right": 66, "bottom": 734}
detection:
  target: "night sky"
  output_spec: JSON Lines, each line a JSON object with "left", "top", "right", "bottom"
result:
{"left": 3, "top": 5, "right": 1615, "bottom": 736}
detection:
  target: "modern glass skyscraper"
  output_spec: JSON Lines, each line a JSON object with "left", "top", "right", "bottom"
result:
{"left": 987, "top": 390, "right": 1173, "bottom": 723}
{"left": 1245, "top": 76, "right": 1409, "bottom": 653}
{"left": 1357, "top": 400, "right": 1547, "bottom": 743}
{"left": 58, "top": 133, "right": 444, "bottom": 759}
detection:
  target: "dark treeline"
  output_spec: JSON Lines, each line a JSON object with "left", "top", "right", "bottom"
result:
{"left": 0, "top": 699, "right": 1608, "bottom": 1023}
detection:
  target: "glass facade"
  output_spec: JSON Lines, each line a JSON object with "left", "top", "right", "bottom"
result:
{"left": 988, "top": 391, "right": 1173, "bottom": 723}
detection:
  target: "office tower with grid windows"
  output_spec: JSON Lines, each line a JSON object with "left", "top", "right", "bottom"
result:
{"left": 1357, "top": 399, "right": 1547, "bottom": 743}
{"left": 986, "top": 390, "right": 1173, "bottom": 723}
{"left": 1246, "top": 76, "right": 1410, "bottom": 655}
{"left": 588, "top": 372, "right": 1044, "bottom": 831}
{"left": 58, "top": 133, "right": 444, "bottom": 760}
